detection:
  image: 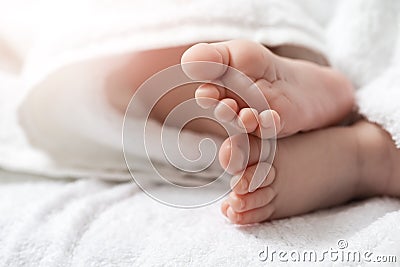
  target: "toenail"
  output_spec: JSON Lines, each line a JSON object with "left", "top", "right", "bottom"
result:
{"left": 239, "top": 199, "right": 246, "bottom": 210}
{"left": 259, "top": 141, "right": 271, "bottom": 162}
{"left": 228, "top": 149, "right": 246, "bottom": 174}
{"left": 240, "top": 179, "right": 248, "bottom": 191}
{"left": 249, "top": 176, "right": 262, "bottom": 192}
{"left": 236, "top": 117, "right": 247, "bottom": 129}
{"left": 259, "top": 111, "right": 273, "bottom": 129}
{"left": 196, "top": 85, "right": 220, "bottom": 98}
{"left": 239, "top": 151, "right": 247, "bottom": 171}
{"left": 215, "top": 102, "right": 236, "bottom": 122}
{"left": 280, "top": 119, "right": 285, "bottom": 131}
{"left": 221, "top": 201, "right": 229, "bottom": 217}
{"left": 229, "top": 208, "right": 241, "bottom": 222}
{"left": 196, "top": 98, "right": 216, "bottom": 109}
{"left": 227, "top": 207, "right": 236, "bottom": 221}
{"left": 248, "top": 163, "right": 271, "bottom": 192}
{"left": 235, "top": 214, "right": 242, "bottom": 223}
{"left": 230, "top": 175, "right": 241, "bottom": 189}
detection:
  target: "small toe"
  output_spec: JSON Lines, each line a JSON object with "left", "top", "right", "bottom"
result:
{"left": 228, "top": 203, "right": 275, "bottom": 225}
{"left": 219, "top": 135, "right": 248, "bottom": 175}
{"left": 227, "top": 206, "right": 241, "bottom": 223}
{"left": 221, "top": 200, "right": 229, "bottom": 217}
{"left": 231, "top": 163, "right": 276, "bottom": 194}
{"left": 214, "top": 98, "right": 239, "bottom": 122}
{"left": 236, "top": 108, "right": 259, "bottom": 132}
{"left": 195, "top": 84, "right": 222, "bottom": 108}
{"left": 230, "top": 174, "right": 249, "bottom": 194}
{"left": 256, "top": 110, "right": 282, "bottom": 139}
{"left": 228, "top": 187, "right": 275, "bottom": 213}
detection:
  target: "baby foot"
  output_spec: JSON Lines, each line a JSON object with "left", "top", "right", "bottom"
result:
{"left": 219, "top": 124, "right": 374, "bottom": 225}
{"left": 181, "top": 40, "right": 354, "bottom": 138}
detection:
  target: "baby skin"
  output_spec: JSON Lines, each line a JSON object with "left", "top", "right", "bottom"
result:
{"left": 181, "top": 40, "right": 400, "bottom": 224}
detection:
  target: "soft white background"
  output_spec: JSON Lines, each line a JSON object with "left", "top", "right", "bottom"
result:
{"left": 0, "top": 0, "right": 399, "bottom": 266}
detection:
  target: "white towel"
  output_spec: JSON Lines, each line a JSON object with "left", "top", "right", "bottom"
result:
{"left": 327, "top": 0, "right": 400, "bottom": 147}
{"left": 0, "top": 172, "right": 399, "bottom": 266}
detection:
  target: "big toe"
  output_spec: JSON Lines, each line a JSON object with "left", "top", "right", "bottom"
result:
{"left": 181, "top": 43, "right": 227, "bottom": 80}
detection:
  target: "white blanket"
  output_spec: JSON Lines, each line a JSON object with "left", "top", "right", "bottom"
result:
{"left": 0, "top": 0, "right": 400, "bottom": 266}
{"left": 0, "top": 171, "right": 399, "bottom": 266}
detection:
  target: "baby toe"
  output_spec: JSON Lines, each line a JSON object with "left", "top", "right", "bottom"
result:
{"left": 195, "top": 84, "right": 221, "bottom": 108}
{"left": 221, "top": 200, "right": 229, "bottom": 217}
{"left": 230, "top": 174, "right": 249, "bottom": 195}
{"left": 227, "top": 206, "right": 242, "bottom": 223}
{"left": 214, "top": 98, "right": 239, "bottom": 122}
{"left": 236, "top": 108, "right": 259, "bottom": 133}
{"left": 227, "top": 201, "right": 275, "bottom": 225}
{"left": 234, "top": 204, "right": 275, "bottom": 225}
{"left": 228, "top": 187, "right": 275, "bottom": 213}
{"left": 231, "top": 163, "right": 276, "bottom": 194}
{"left": 219, "top": 134, "right": 249, "bottom": 174}
{"left": 256, "top": 110, "right": 282, "bottom": 139}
